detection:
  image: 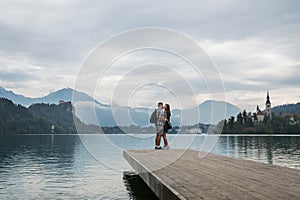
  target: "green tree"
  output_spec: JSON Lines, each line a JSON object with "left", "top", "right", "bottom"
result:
{"left": 242, "top": 110, "right": 247, "bottom": 125}
{"left": 227, "top": 116, "right": 235, "bottom": 133}
{"left": 223, "top": 119, "right": 228, "bottom": 133}
{"left": 236, "top": 112, "right": 243, "bottom": 132}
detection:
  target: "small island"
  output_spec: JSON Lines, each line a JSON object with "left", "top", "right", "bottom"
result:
{"left": 220, "top": 92, "right": 300, "bottom": 134}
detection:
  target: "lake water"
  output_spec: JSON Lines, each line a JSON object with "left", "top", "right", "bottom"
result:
{"left": 0, "top": 134, "right": 299, "bottom": 199}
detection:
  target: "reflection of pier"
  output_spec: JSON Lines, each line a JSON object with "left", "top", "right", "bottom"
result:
{"left": 124, "top": 149, "right": 300, "bottom": 200}
{"left": 123, "top": 171, "right": 159, "bottom": 200}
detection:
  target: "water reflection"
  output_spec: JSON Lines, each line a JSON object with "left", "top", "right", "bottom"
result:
{"left": 0, "top": 135, "right": 132, "bottom": 199}
{"left": 0, "top": 135, "right": 79, "bottom": 199}
{"left": 123, "top": 171, "right": 158, "bottom": 200}
{"left": 0, "top": 135, "right": 299, "bottom": 199}
{"left": 0, "top": 135, "right": 77, "bottom": 170}
{"left": 216, "top": 136, "right": 300, "bottom": 169}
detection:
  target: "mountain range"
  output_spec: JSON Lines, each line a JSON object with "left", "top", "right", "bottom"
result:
{"left": 0, "top": 87, "right": 100, "bottom": 106}
{"left": 0, "top": 86, "right": 241, "bottom": 126}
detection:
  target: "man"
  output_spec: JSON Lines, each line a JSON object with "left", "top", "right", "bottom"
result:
{"left": 155, "top": 102, "right": 164, "bottom": 149}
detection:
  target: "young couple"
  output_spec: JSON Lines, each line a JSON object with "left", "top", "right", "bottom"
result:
{"left": 155, "top": 102, "right": 171, "bottom": 150}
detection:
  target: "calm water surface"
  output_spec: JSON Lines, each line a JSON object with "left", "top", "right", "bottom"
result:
{"left": 0, "top": 134, "right": 299, "bottom": 199}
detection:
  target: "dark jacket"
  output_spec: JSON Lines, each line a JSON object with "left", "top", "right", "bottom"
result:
{"left": 164, "top": 110, "right": 171, "bottom": 132}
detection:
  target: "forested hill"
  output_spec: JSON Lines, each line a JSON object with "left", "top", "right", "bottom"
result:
{"left": 272, "top": 102, "right": 300, "bottom": 116}
{"left": 0, "top": 98, "right": 98, "bottom": 134}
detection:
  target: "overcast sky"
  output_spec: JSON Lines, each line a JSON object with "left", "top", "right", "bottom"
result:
{"left": 0, "top": 0, "right": 300, "bottom": 111}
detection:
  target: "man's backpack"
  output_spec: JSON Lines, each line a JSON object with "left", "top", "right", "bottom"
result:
{"left": 150, "top": 109, "right": 157, "bottom": 124}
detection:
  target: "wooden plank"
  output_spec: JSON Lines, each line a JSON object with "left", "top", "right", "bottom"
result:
{"left": 123, "top": 149, "right": 300, "bottom": 200}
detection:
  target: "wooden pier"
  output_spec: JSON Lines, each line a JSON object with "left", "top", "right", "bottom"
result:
{"left": 123, "top": 149, "right": 300, "bottom": 200}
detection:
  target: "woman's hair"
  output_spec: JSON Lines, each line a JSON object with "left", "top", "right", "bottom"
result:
{"left": 165, "top": 104, "right": 170, "bottom": 112}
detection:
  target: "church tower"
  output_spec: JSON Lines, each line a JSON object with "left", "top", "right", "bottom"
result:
{"left": 265, "top": 91, "right": 272, "bottom": 119}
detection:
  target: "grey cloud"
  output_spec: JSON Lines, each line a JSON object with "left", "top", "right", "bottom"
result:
{"left": 223, "top": 70, "right": 300, "bottom": 93}
{"left": 1, "top": 0, "right": 300, "bottom": 66}
{"left": 0, "top": 71, "right": 35, "bottom": 82}
{"left": 0, "top": 0, "right": 300, "bottom": 108}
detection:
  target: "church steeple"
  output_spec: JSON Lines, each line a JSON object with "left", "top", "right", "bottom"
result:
{"left": 265, "top": 91, "right": 272, "bottom": 119}
{"left": 266, "top": 91, "right": 270, "bottom": 104}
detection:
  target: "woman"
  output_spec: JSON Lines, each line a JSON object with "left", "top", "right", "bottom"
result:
{"left": 162, "top": 103, "right": 171, "bottom": 149}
